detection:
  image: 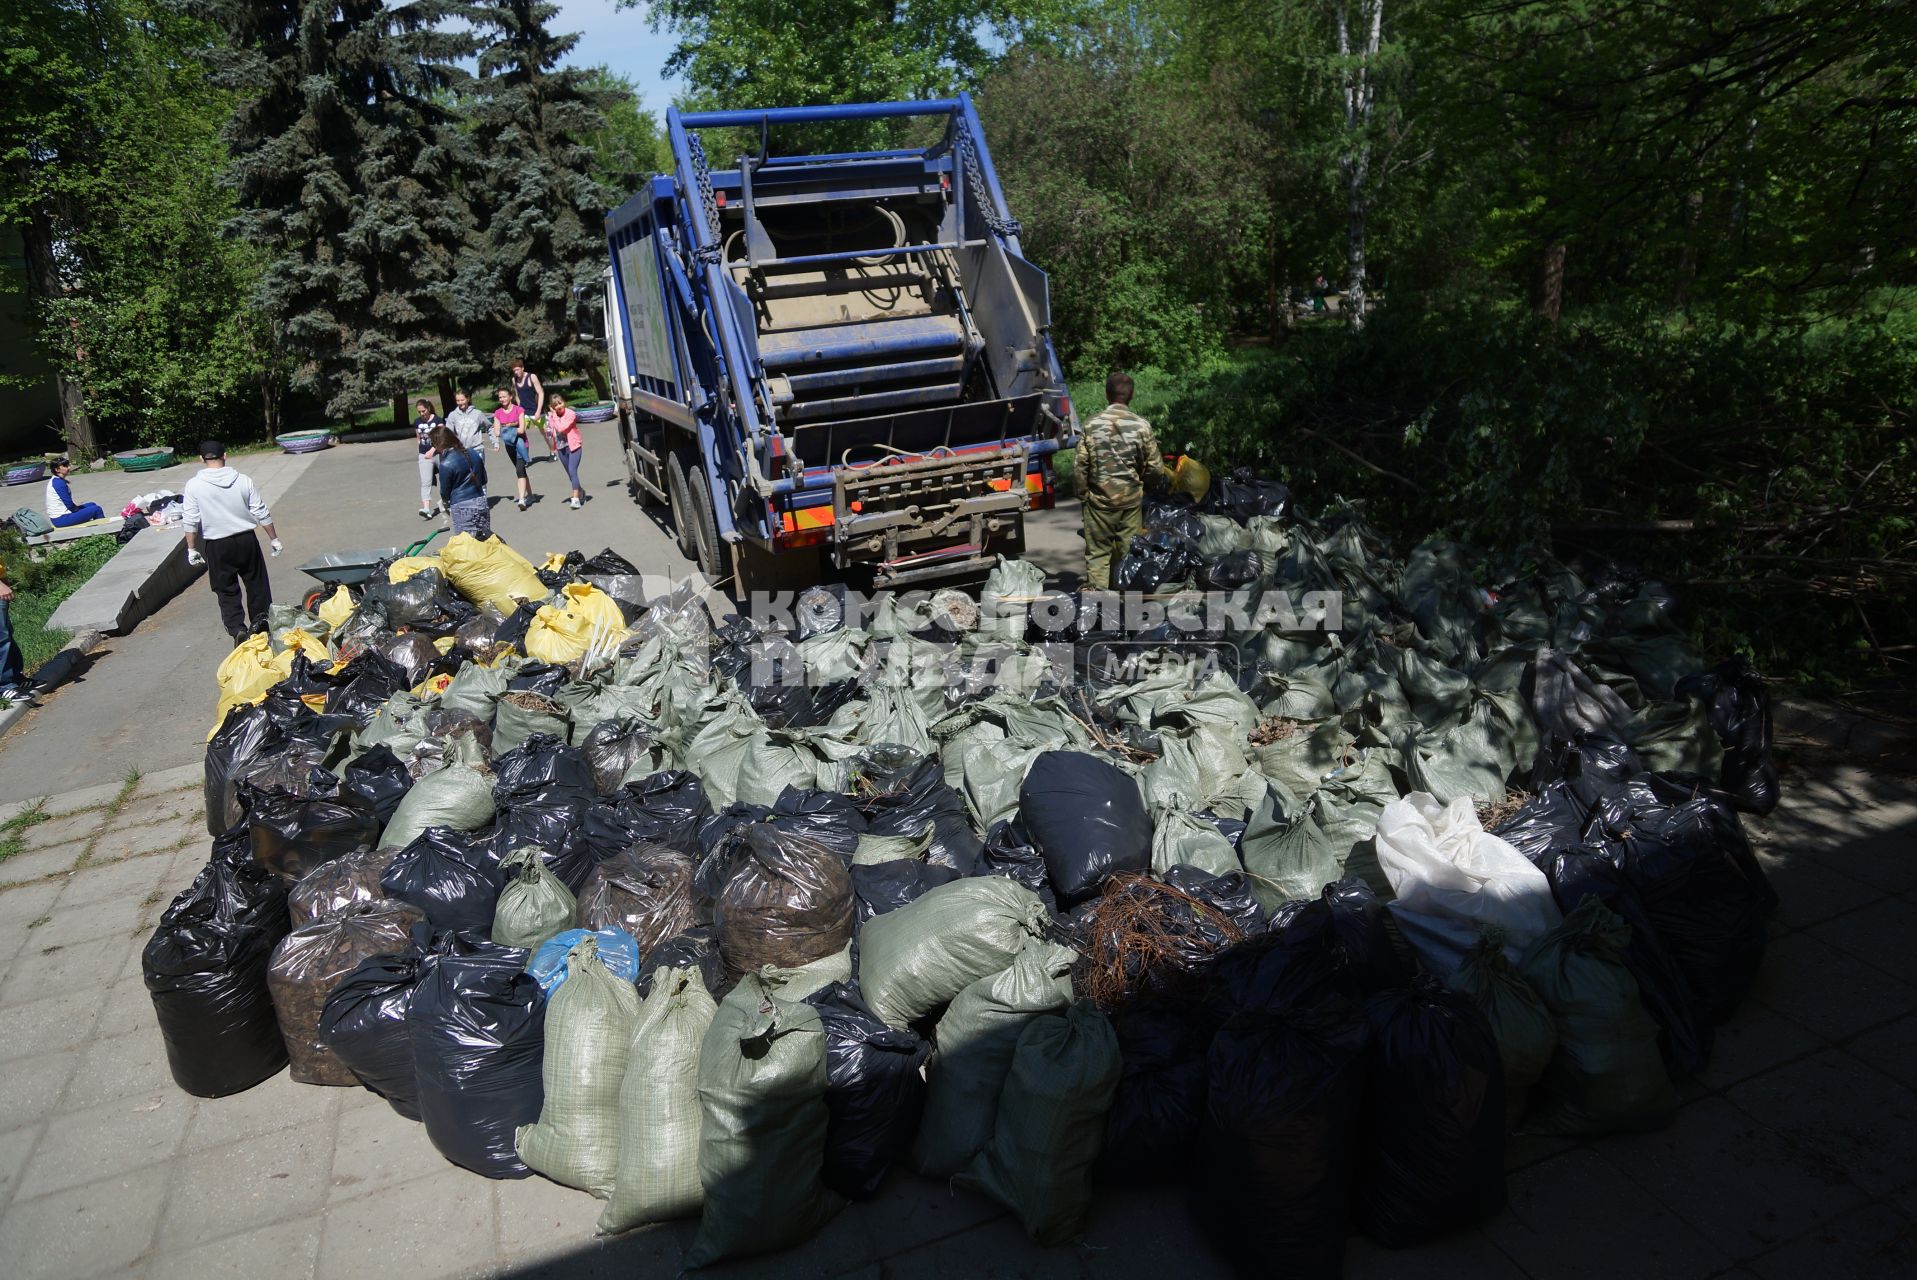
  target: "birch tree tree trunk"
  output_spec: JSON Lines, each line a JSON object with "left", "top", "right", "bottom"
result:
{"left": 1333, "top": 0, "right": 1383, "bottom": 332}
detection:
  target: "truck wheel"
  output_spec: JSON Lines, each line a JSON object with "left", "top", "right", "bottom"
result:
{"left": 665, "top": 452, "right": 695, "bottom": 560}
{"left": 687, "top": 467, "right": 725, "bottom": 581}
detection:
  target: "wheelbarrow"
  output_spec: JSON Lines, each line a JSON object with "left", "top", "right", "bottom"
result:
{"left": 296, "top": 528, "right": 444, "bottom": 610}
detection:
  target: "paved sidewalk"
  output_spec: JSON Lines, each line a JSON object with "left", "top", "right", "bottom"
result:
{"left": 0, "top": 720, "right": 1911, "bottom": 1278}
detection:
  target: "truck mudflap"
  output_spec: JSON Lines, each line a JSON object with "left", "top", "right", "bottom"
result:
{"left": 828, "top": 443, "right": 1032, "bottom": 586}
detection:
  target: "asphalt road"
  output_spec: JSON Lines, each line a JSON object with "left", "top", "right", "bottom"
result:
{"left": 0, "top": 427, "right": 1087, "bottom": 802}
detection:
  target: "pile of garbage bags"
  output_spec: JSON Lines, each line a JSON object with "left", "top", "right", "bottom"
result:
{"left": 147, "top": 508, "right": 1782, "bottom": 1271}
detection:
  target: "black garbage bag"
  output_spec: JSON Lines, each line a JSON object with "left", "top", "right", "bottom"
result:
{"left": 580, "top": 717, "right": 658, "bottom": 795}
{"left": 580, "top": 547, "right": 640, "bottom": 577}
{"left": 362, "top": 568, "right": 455, "bottom": 627}
{"left": 1540, "top": 844, "right": 1711, "bottom": 1078}
{"left": 1096, "top": 999, "right": 1215, "bottom": 1184}
{"left": 978, "top": 818, "right": 1057, "bottom": 912}
{"left": 341, "top": 745, "right": 414, "bottom": 827}
{"left": 205, "top": 702, "right": 283, "bottom": 837}
{"left": 1192, "top": 999, "right": 1367, "bottom": 1278}
{"left": 380, "top": 827, "right": 506, "bottom": 935}
{"left": 852, "top": 749, "right": 984, "bottom": 875}
{"left": 534, "top": 550, "right": 584, "bottom": 591}
{"left": 505, "top": 660, "right": 569, "bottom": 698}
{"left": 1209, "top": 892, "right": 1375, "bottom": 1018}
{"left": 325, "top": 652, "right": 413, "bottom": 726}
{"left": 496, "top": 599, "right": 542, "bottom": 652}
{"left": 709, "top": 823, "right": 855, "bottom": 977}
{"left": 1596, "top": 791, "right": 1775, "bottom": 1021}
{"left": 1142, "top": 497, "right": 1205, "bottom": 543}
{"left": 755, "top": 676, "right": 860, "bottom": 730}
{"left": 1675, "top": 656, "right": 1778, "bottom": 815}
{"left": 244, "top": 768, "right": 383, "bottom": 883}
{"left": 1269, "top": 878, "right": 1415, "bottom": 997}
{"left": 806, "top": 981, "right": 931, "bottom": 1200}
{"left": 636, "top": 925, "right": 724, "bottom": 999}
{"left": 850, "top": 858, "right": 961, "bottom": 923}
{"left": 1199, "top": 550, "right": 1268, "bottom": 591}
{"left": 318, "top": 941, "right": 425, "bottom": 1118}
{"left": 581, "top": 769, "right": 711, "bottom": 860}
{"left": 143, "top": 837, "right": 292, "bottom": 1097}
{"left": 1527, "top": 733, "right": 1644, "bottom": 810}
{"left": 408, "top": 932, "right": 545, "bottom": 1178}
{"left": 1494, "top": 776, "right": 1597, "bottom": 865}
{"left": 1161, "top": 866, "right": 1267, "bottom": 936}
{"left": 1018, "top": 751, "right": 1152, "bottom": 906}
{"left": 1355, "top": 978, "right": 1506, "bottom": 1247}
{"left": 1202, "top": 469, "right": 1293, "bottom": 523}
{"left": 768, "top": 786, "right": 866, "bottom": 864}
{"left": 1114, "top": 530, "right": 1204, "bottom": 594}
{"left": 577, "top": 844, "right": 697, "bottom": 954}
{"left": 694, "top": 801, "right": 774, "bottom": 865}
{"left": 795, "top": 582, "right": 849, "bottom": 639}
{"left": 490, "top": 735, "right": 598, "bottom": 890}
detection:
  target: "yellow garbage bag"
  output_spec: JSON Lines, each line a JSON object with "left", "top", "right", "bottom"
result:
{"left": 540, "top": 552, "right": 569, "bottom": 572}
{"left": 279, "top": 628, "right": 332, "bottom": 665}
{"left": 1172, "top": 455, "right": 1212, "bottom": 504}
{"left": 386, "top": 554, "right": 441, "bottom": 583}
{"left": 432, "top": 635, "right": 456, "bottom": 654}
{"left": 316, "top": 584, "right": 355, "bottom": 630}
{"left": 436, "top": 533, "right": 548, "bottom": 612}
{"left": 208, "top": 629, "right": 326, "bottom": 737}
{"left": 524, "top": 583, "right": 627, "bottom": 665}
{"left": 413, "top": 671, "right": 455, "bottom": 699}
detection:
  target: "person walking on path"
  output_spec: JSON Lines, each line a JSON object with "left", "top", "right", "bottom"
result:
{"left": 182, "top": 440, "right": 280, "bottom": 641}
{"left": 0, "top": 557, "right": 33, "bottom": 705}
{"left": 414, "top": 398, "right": 443, "bottom": 519}
{"left": 445, "top": 389, "right": 489, "bottom": 451}
{"left": 511, "top": 359, "right": 548, "bottom": 456}
{"left": 492, "top": 387, "right": 535, "bottom": 510}
{"left": 433, "top": 425, "right": 491, "bottom": 539}
{"left": 1075, "top": 371, "right": 1172, "bottom": 591}
{"left": 547, "top": 393, "right": 585, "bottom": 509}
{"left": 43, "top": 458, "right": 105, "bottom": 527}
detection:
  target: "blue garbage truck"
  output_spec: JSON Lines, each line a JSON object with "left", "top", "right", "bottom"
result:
{"left": 596, "top": 94, "right": 1076, "bottom": 589}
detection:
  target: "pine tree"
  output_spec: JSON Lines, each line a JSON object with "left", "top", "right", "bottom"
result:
{"left": 467, "top": 1, "right": 617, "bottom": 393}
{"left": 209, "top": 0, "right": 481, "bottom": 428}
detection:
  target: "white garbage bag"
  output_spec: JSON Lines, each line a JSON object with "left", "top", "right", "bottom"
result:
{"left": 1375, "top": 792, "right": 1561, "bottom": 973}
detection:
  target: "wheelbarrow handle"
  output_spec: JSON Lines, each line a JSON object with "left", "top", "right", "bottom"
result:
{"left": 402, "top": 527, "right": 446, "bottom": 559}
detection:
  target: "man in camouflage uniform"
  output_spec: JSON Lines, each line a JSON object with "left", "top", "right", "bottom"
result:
{"left": 1075, "top": 370, "right": 1174, "bottom": 590}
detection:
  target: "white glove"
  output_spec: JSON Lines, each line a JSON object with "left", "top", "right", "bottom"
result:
{"left": 269, "top": 539, "right": 282, "bottom": 557}
{"left": 186, "top": 549, "right": 205, "bottom": 567}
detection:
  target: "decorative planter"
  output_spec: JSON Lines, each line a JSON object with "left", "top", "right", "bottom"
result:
{"left": 114, "top": 447, "right": 176, "bottom": 473}
{"left": 4, "top": 462, "right": 48, "bottom": 486}
{"left": 572, "top": 401, "right": 617, "bottom": 423}
{"left": 275, "top": 430, "right": 335, "bottom": 455}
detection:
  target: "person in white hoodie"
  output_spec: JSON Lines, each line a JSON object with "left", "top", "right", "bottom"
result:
{"left": 182, "top": 440, "right": 282, "bottom": 640}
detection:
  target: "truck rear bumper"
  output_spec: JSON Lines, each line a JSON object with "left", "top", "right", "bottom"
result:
{"left": 805, "top": 442, "right": 1037, "bottom": 585}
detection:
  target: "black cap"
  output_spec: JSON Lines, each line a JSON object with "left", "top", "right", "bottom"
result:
{"left": 198, "top": 439, "right": 226, "bottom": 461}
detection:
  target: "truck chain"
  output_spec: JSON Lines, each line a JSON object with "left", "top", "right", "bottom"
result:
{"left": 957, "top": 120, "right": 1022, "bottom": 240}
{"left": 687, "top": 132, "right": 723, "bottom": 265}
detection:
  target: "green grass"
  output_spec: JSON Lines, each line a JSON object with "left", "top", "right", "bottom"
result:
{"left": 2, "top": 532, "right": 120, "bottom": 676}
{"left": 0, "top": 801, "right": 49, "bottom": 863}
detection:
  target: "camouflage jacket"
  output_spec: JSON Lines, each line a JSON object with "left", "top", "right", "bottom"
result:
{"left": 1075, "top": 403, "right": 1168, "bottom": 507}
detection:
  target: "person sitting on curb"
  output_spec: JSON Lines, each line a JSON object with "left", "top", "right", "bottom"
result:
{"left": 0, "top": 556, "right": 33, "bottom": 706}
{"left": 182, "top": 440, "right": 281, "bottom": 641}
{"left": 44, "top": 458, "right": 106, "bottom": 527}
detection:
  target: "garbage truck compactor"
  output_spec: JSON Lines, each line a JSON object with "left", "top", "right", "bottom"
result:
{"left": 600, "top": 95, "right": 1076, "bottom": 589}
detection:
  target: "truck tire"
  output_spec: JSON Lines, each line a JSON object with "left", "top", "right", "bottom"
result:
{"left": 665, "top": 451, "right": 695, "bottom": 560}
{"left": 687, "top": 466, "right": 725, "bottom": 581}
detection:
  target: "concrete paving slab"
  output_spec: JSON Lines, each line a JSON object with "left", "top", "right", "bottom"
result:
{"left": 14, "top": 1086, "right": 192, "bottom": 1200}
{"left": 37, "top": 781, "right": 125, "bottom": 819}
{"left": 0, "top": 1167, "right": 170, "bottom": 1280}
{"left": 871, "top": 1211, "right": 1079, "bottom": 1280}
{"left": 1746, "top": 1198, "right": 1917, "bottom": 1279}
{"left": 180, "top": 1066, "right": 332, "bottom": 1154}
{"left": 88, "top": 818, "right": 197, "bottom": 866}
{"left": 19, "top": 807, "right": 108, "bottom": 852}
{"left": 0, "top": 1049, "right": 77, "bottom": 1135}
{"left": 154, "top": 1124, "right": 333, "bottom": 1252}
{"left": 1817, "top": 825, "right": 1917, "bottom": 895}
{"left": 34, "top": 886, "right": 147, "bottom": 951}
{"left": 1343, "top": 1230, "right": 1529, "bottom": 1279}
{"left": 1808, "top": 895, "right": 1917, "bottom": 980}
{"left": 0, "top": 983, "right": 108, "bottom": 1060}
{"left": 316, "top": 1166, "right": 496, "bottom": 1280}
{"left": 0, "top": 879, "right": 59, "bottom": 929}
{"left": 0, "top": 1122, "right": 38, "bottom": 1209}
{"left": 495, "top": 1168, "right": 609, "bottom": 1264}
{"left": 1842, "top": 1012, "right": 1917, "bottom": 1086}
{"left": 1486, "top": 1147, "right": 1731, "bottom": 1280}
{"left": 1752, "top": 932, "right": 1917, "bottom": 1042}
{"left": 59, "top": 1026, "right": 171, "bottom": 1112}
{"left": 0, "top": 840, "right": 88, "bottom": 887}
{"left": 146, "top": 1215, "right": 321, "bottom": 1280}
{"left": 1725, "top": 1049, "right": 1917, "bottom": 1198}
{"left": 51, "top": 850, "right": 169, "bottom": 911}
{"left": 859, "top": 1175, "right": 1007, "bottom": 1260}
{"left": 327, "top": 1103, "right": 456, "bottom": 1204}
{"left": 132, "top": 763, "right": 202, "bottom": 800}
{"left": 1694, "top": 1003, "right": 1822, "bottom": 1092}
{"left": 1755, "top": 850, "right": 1883, "bottom": 930}
{"left": 0, "top": 929, "right": 139, "bottom": 1010}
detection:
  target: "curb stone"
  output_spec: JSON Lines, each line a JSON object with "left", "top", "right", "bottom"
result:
{"left": 0, "top": 630, "right": 103, "bottom": 746}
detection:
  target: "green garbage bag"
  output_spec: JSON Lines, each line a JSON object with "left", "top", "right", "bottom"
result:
{"left": 435, "top": 661, "right": 509, "bottom": 723}
{"left": 1252, "top": 716, "right": 1355, "bottom": 799}
{"left": 797, "top": 627, "right": 871, "bottom": 684}
{"left": 352, "top": 691, "right": 433, "bottom": 759}
{"left": 1397, "top": 701, "right": 1517, "bottom": 807}
{"left": 858, "top": 877, "right": 1049, "bottom": 1031}
{"left": 492, "top": 846, "right": 577, "bottom": 951}
{"left": 1195, "top": 513, "right": 1250, "bottom": 557}
{"left": 956, "top": 1002, "right": 1122, "bottom": 1245}
{"left": 687, "top": 949, "right": 851, "bottom": 1266}
{"left": 515, "top": 936, "right": 641, "bottom": 1195}
{"left": 380, "top": 762, "right": 494, "bottom": 850}
{"left": 1318, "top": 747, "right": 1401, "bottom": 894}
{"left": 1144, "top": 729, "right": 1262, "bottom": 820}
{"left": 853, "top": 824, "right": 935, "bottom": 866}
{"left": 598, "top": 965, "right": 717, "bottom": 1233}
{"left": 1520, "top": 898, "right": 1677, "bottom": 1136}
{"left": 912, "top": 936, "right": 1075, "bottom": 1177}
{"left": 828, "top": 682, "right": 935, "bottom": 755}
{"left": 1448, "top": 931, "right": 1558, "bottom": 1129}
{"left": 979, "top": 556, "right": 1045, "bottom": 639}
{"left": 1624, "top": 698, "right": 1721, "bottom": 776}
{"left": 1389, "top": 645, "right": 1473, "bottom": 726}
{"left": 493, "top": 690, "right": 569, "bottom": 756}
{"left": 1150, "top": 806, "right": 1242, "bottom": 879}
{"left": 555, "top": 678, "right": 655, "bottom": 745}
{"left": 1239, "top": 785, "right": 1343, "bottom": 910}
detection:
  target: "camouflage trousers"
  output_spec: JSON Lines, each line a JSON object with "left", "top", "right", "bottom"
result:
{"left": 1082, "top": 499, "right": 1142, "bottom": 591}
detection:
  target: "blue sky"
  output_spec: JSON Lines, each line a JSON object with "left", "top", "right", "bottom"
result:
{"left": 549, "top": 0, "right": 684, "bottom": 112}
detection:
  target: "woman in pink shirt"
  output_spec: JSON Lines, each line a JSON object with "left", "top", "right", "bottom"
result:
{"left": 492, "top": 387, "right": 535, "bottom": 510}
{"left": 548, "top": 394, "right": 585, "bottom": 509}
